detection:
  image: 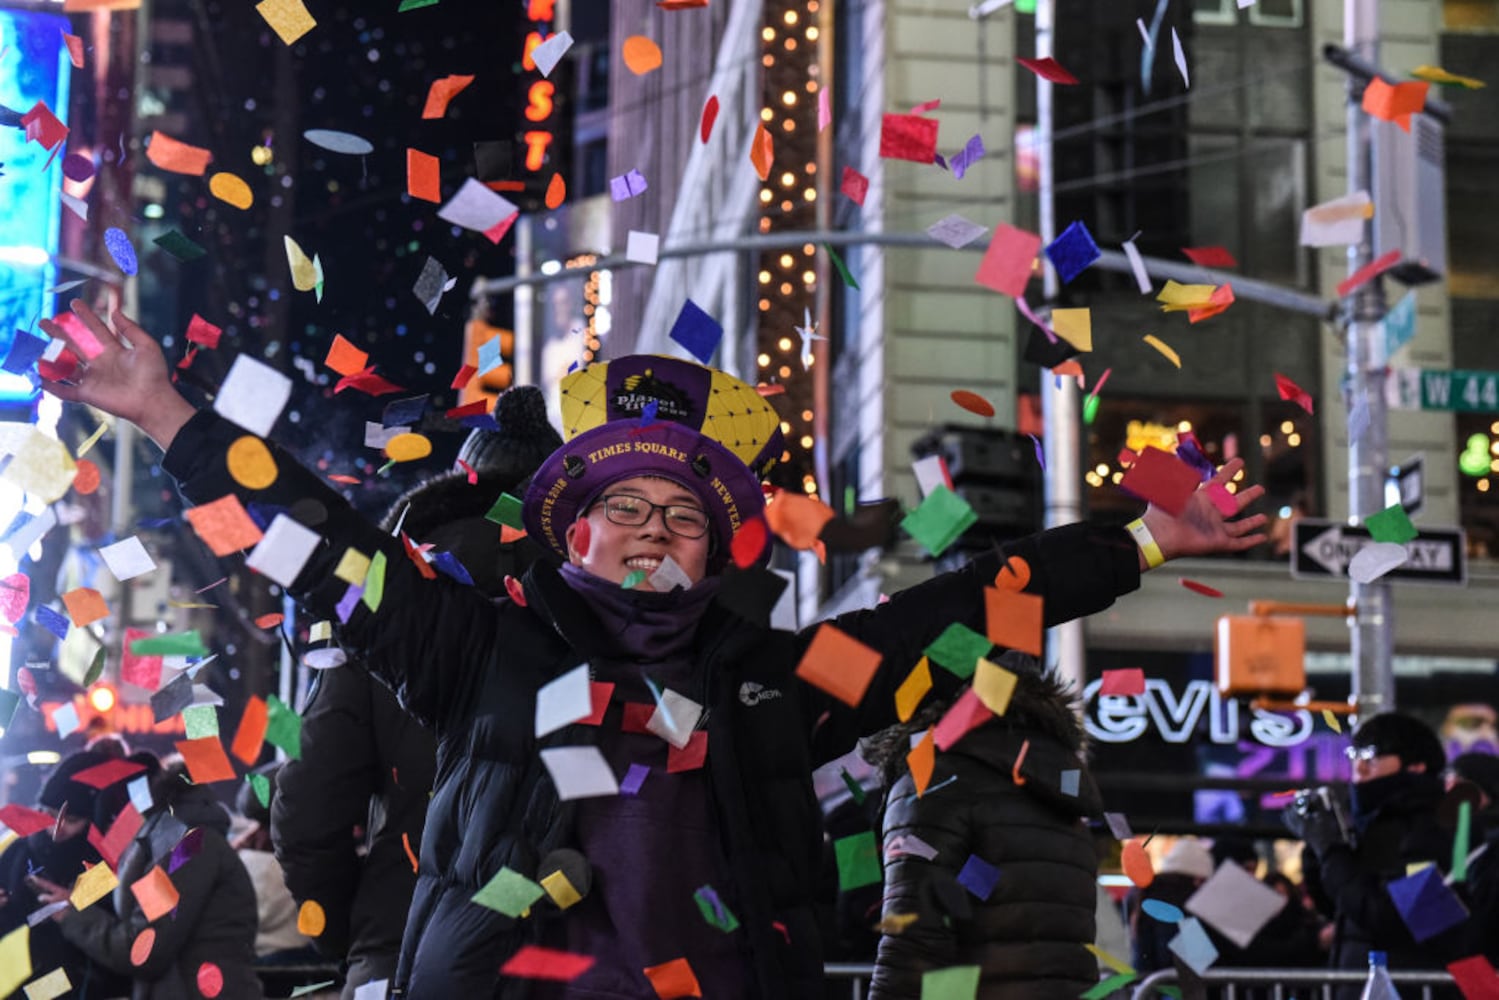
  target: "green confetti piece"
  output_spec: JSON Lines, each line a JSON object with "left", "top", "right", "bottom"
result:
{"left": 824, "top": 242, "right": 860, "bottom": 290}
{"left": 923, "top": 622, "right": 992, "bottom": 680}
{"left": 919, "top": 965, "right": 980, "bottom": 1000}
{"left": 1453, "top": 799, "right": 1472, "bottom": 882}
{"left": 833, "top": 831, "right": 881, "bottom": 891}
{"left": 398, "top": 0, "right": 440, "bottom": 8}
{"left": 362, "top": 551, "right": 387, "bottom": 613}
{"left": 377, "top": 459, "right": 397, "bottom": 476}
{"left": 249, "top": 772, "right": 271, "bottom": 809}
{"left": 692, "top": 886, "right": 740, "bottom": 932}
{"left": 82, "top": 648, "right": 106, "bottom": 687}
{"left": 622, "top": 570, "right": 647, "bottom": 589}
{"left": 900, "top": 485, "right": 977, "bottom": 557}
{"left": 472, "top": 867, "right": 545, "bottom": 917}
{"left": 265, "top": 694, "right": 302, "bottom": 759}
{"left": 1083, "top": 393, "right": 1101, "bottom": 425}
{"left": 183, "top": 704, "right": 219, "bottom": 739}
{"left": 152, "top": 229, "right": 207, "bottom": 261}
{"left": 290, "top": 983, "right": 338, "bottom": 998}
{"left": 1365, "top": 502, "right": 1418, "bottom": 544}
{"left": 1160, "top": 989, "right": 1184, "bottom": 1000}
{"left": 129, "top": 630, "right": 208, "bottom": 657}
{"left": 0, "top": 688, "right": 20, "bottom": 731}
{"left": 840, "top": 767, "right": 867, "bottom": 805}
{"left": 1081, "top": 972, "right": 1139, "bottom": 999}
{"left": 485, "top": 493, "right": 526, "bottom": 530}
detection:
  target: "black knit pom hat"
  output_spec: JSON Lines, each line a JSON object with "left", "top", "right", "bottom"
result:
{"left": 455, "top": 385, "right": 563, "bottom": 489}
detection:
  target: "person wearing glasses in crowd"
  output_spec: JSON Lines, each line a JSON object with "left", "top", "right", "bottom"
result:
{"left": 1286, "top": 712, "right": 1471, "bottom": 983}
{"left": 38, "top": 301, "right": 1268, "bottom": 998}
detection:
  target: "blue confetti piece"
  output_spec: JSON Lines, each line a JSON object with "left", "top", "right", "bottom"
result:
{"left": 432, "top": 550, "right": 473, "bottom": 586}
{"left": 477, "top": 336, "right": 505, "bottom": 376}
{"left": 1059, "top": 767, "right": 1079, "bottom": 796}
{"left": 1044, "top": 220, "right": 1101, "bottom": 284}
{"left": 608, "top": 169, "right": 648, "bottom": 201}
{"left": 104, "top": 227, "right": 138, "bottom": 276}
{"left": 951, "top": 134, "right": 986, "bottom": 180}
{"left": 1029, "top": 433, "right": 1045, "bottom": 472}
{"left": 956, "top": 854, "right": 1001, "bottom": 901}
{"left": 639, "top": 398, "right": 659, "bottom": 427}
{"left": 621, "top": 762, "right": 650, "bottom": 795}
{"left": 1141, "top": 0, "right": 1170, "bottom": 97}
{"left": 3, "top": 330, "right": 49, "bottom": 375}
{"left": 245, "top": 504, "right": 290, "bottom": 532}
{"left": 335, "top": 583, "right": 363, "bottom": 623}
{"left": 382, "top": 395, "right": 428, "bottom": 428}
{"left": 459, "top": 414, "right": 501, "bottom": 431}
{"left": 36, "top": 604, "right": 70, "bottom": 639}
{"left": 668, "top": 299, "right": 723, "bottom": 365}
{"left": 1142, "top": 898, "right": 1185, "bottom": 923}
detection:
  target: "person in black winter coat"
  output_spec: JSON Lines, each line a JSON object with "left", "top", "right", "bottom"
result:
{"left": 270, "top": 387, "right": 561, "bottom": 999}
{"left": 0, "top": 750, "right": 129, "bottom": 999}
{"left": 31, "top": 756, "right": 265, "bottom": 1000}
{"left": 40, "top": 301, "right": 1269, "bottom": 999}
{"left": 863, "top": 659, "right": 1105, "bottom": 1000}
{"left": 1448, "top": 752, "right": 1499, "bottom": 964}
{"left": 1286, "top": 712, "right": 1468, "bottom": 978}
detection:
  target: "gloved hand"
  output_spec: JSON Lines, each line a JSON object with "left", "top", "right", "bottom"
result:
{"left": 1282, "top": 798, "right": 1349, "bottom": 857}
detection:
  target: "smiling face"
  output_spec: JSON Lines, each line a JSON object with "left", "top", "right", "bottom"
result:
{"left": 564, "top": 475, "right": 711, "bottom": 590}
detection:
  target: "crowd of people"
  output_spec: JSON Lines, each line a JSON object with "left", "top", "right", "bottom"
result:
{"left": 0, "top": 301, "right": 1493, "bottom": 997}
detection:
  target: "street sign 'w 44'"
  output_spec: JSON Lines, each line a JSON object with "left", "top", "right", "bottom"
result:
{"left": 1387, "top": 368, "right": 1499, "bottom": 412}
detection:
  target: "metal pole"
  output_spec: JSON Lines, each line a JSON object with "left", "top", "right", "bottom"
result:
{"left": 1035, "top": 0, "right": 1086, "bottom": 696}
{"left": 1343, "top": 0, "right": 1395, "bottom": 717}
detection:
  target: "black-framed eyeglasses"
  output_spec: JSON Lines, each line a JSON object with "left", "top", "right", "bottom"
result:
{"left": 592, "top": 494, "right": 710, "bottom": 539}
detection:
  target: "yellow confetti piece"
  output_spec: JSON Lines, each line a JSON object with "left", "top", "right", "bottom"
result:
{"left": 0, "top": 925, "right": 29, "bottom": 997}
{"left": 334, "top": 548, "right": 372, "bottom": 586}
{"left": 76, "top": 421, "right": 110, "bottom": 459}
{"left": 284, "top": 236, "right": 319, "bottom": 292}
{"left": 1156, "top": 280, "right": 1217, "bottom": 310}
{"left": 385, "top": 433, "right": 433, "bottom": 463}
{"left": 1322, "top": 709, "right": 1342, "bottom": 733}
{"left": 3, "top": 430, "right": 77, "bottom": 504}
{"left": 227, "top": 436, "right": 278, "bottom": 489}
{"left": 541, "top": 870, "right": 583, "bottom": 909}
{"left": 1051, "top": 308, "right": 1093, "bottom": 352}
{"left": 70, "top": 863, "right": 119, "bottom": 911}
{"left": 169, "top": 600, "right": 220, "bottom": 610}
{"left": 1411, "top": 65, "right": 1485, "bottom": 89}
{"left": 22, "top": 964, "right": 71, "bottom": 1000}
{"left": 309, "top": 620, "right": 332, "bottom": 643}
{"left": 973, "top": 657, "right": 1018, "bottom": 716}
{"left": 873, "top": 912, "right": 919, "bottom": 935}
{"left": 209, "top": 172, "right": 254, "bottom": 210}
{"left": 894, "top": 657, "right": 932, "bottom": 723}
{"left": 1142, "top": 334, "right": 1181, "bottom": 368}
{"left": 256, "top": 0, "right": 317, "bottom": 45}
{"left": 1086, "top": 943, "right": 1136, "bottom": 976}
{"left": 296, "top": 899, "right": 326, "bottom": 936}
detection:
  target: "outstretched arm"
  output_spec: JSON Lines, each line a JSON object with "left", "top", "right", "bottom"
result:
{"left": 38, "top": 300, "right": 197, "bottom": 451}
{"left": 1137, "top": 457, "right": 1269, "bottom": 569}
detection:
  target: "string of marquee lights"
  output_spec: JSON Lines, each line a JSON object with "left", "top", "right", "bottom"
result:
{"left": 757, "top": 0, "right": 823, "bottom": 498}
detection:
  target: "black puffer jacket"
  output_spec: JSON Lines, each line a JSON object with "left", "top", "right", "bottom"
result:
{"left": 162, "top": 409, "right": 1140, "bottom": 999}
{"left": 868, "top": 672, "right": 1103, "bottom": 1000}
{"left": 271, "top": 471, "right": 543, "bottom": 995}
{"left": 58, "top": 783, "right": 263, "bottom": 1000}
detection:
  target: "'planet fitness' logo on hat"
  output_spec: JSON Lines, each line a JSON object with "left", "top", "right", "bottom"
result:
{"left": 613, "top": 371, "right": 693, "bottom": 423}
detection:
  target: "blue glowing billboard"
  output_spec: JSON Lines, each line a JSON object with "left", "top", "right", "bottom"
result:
{"left": 0, "top": 8, "right": 71, "bottom": 402}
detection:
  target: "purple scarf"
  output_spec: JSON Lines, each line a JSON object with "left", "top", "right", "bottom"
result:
{"left": 558, "top": 563, "right": 720, "bottom": 662}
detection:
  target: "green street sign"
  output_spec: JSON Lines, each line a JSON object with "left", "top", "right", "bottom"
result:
{"left": 1387, "top": 368, "right": 1499, "bottom": 413}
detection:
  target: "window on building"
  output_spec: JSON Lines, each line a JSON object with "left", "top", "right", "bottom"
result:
{"left": 1445, "top": 0, "right": 1499, "bottom": 31}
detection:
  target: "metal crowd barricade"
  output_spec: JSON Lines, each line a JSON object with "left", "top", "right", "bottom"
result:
{"left": 825, "top": 962, "right": 875, "bottom": 1000}
{"left": 1131, "top": 967, "right": 1456, "bottom": 1000}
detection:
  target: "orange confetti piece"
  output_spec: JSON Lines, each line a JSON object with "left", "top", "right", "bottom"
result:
{"left": 61, "top": 587, "right": 109, "bottom": 627}
{"left": 407, "top": 148, "right": 441, "bottom": 203}
{"left": 755, "top": 383, "right": 786, "bottom": 397}
{"left": 230, "top": 695, "right": 269, "bottom": 766}
{"left": 1052, "top": 359, "right": 1085, "bottom": 379}
{"left": 130, "top": 866, "right": 180, "bottom": 922}
{"left": 993, "top": 555, "right": 1030, "bottom": 591}
{"left": 622, "top": 35, "right": 663, "bottom": 75}
{"left": 63, "top": 33, "right": 85, "bottom": 68}
{"left": 73, "top": 458, "right": 101, "bottom": 495}
{"left": 642, "top": 957, "right": 702, "bottom": 999}
{"left": 226, "top": 435, "right": 278, "bottom": 490}
{"left": 545, "top": 172, "right": 566, "bottom": 209}
{"left": 184, "top": 494, "right": 265, "bottom": 557}
{"left": 764, "top": 492, "right": 834, "bottom": 550}
{"left": 145, "top": 130, "right": 212, "bottom": 176}
{"left": 750, "top": 123, "right": 774, "bottom": 181}
{"left": 175, "top": 736, "right": 236, "bottom": 784}
{"left": 950, "top": 389, "right": 995, "bottom": 418}
{"left": 908, "top": 729, "right": 935, "bottom": 797}
{"left": 255, "top": 613, "right": 285, "bottom": 629}
{"left": 402, "top": 831, "right": 419, "bottom": 872}
{"left": 328, "top": 474, "right": 362, "bottom": 485}
{"left": 500, "top": 525, "right": 528, "bottom": 544}
{"left": 209, "top": 172, "right": 253, "bottom": 210}
{"left": 1122, "top": 838, "right": 1155, "bottom": 888}
{"left": 422, "top": 74, "right": 474, "bottom": 119}
{"left": 1361, "top": 76, "right": 1430, "bottom": 132}
{"left": 984, "top": 586, "right": 1043, "bottom": 657}
{"left": 297, "top": 899, "right": 326, "bottom": 936}
{"left": 131, "top": 928, "right": 156, "bottom": 966}
{"left": 795, "top": 623, "right": 882, "bottom": 707}
{"left": 1179, "top": 578, "right": 1223, "bottom": 598}
{"left": 324, "top": 334, "right": 369, "bottom": 376}
{"left": 1011, "top": 737, "right": 1030, "bottom": 786}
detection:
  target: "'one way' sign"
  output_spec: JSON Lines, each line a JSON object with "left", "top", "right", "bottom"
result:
{"left": 1290, "top": 518, "right": 1467, "bottom": 586}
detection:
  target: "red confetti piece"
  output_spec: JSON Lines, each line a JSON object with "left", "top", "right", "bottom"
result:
{"left": 501, "top": 945, "right": 595, "bottom": 981}
{"left": 446, "top": 399, "right": 489, "bottom": 420}
{"left": 254, "top": 613, "right": 285, "bottom": 629}
{"left": 74, "top": 459, "right": 101, "bottom": 495}
{"left": 1336, "top": 249, "right": 1402, "bottom": 299}
{"left": 1099, "top": 668, "right": 1146, "bottom": 696}
{"left": 755, "top": 383, "right": 786, "bottom": 397}
{"left": 197, "top": 962, "right": 224, "bottom": 998}
{"left": 1086, "top": 367, "right": 1113, "bottom": 401}
{"left": 327, "top": 474, "right": 362, "bottom": 485}
{"left": 700, "top": 95, "right": 719, "bottom": 143}
{"left": 504, "top": 575, "right": 527, "bottom": 607}
{"left": 949, "top": 389, "right": 995, "bottom": 418}
{"left": 0, "top": 573, "right": 29, "bottom": 623}
{"left": 1274, "top": 372, "right": 1315, "bottom": 414}
{"left": 840, "top": 166, "right": 869, "bottom": 205}
{"left": 1016, "top": 56, "right": 1080, "bottom": 84}
{"left": 457, "top": 458, "right": 478, "bottom": 485}
{"left": 730, "top": 518, "right": 768, "bottom": 568}
{"left": 450, "top": 363, "right": 477, "bottom": 390}
{"left": 1181, "top": 246, "right": 1238, "bottom": 269}
{"left": 1179, "top": 578, "right": 1224, "bottom": 598}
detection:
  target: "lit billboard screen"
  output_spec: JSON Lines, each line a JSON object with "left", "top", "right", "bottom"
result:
{"left": 0, "top": 7, "right": 71, "bottom": 402}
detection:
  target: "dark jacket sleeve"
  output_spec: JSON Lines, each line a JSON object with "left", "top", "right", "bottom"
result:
{"left": 1315, "top": 815, "right": 1452, "bottom": 953}
{"left": 161, "top": 409, "right": 500, "bottom": 730}
{"left": 270, "top": 664, "right": 378, "bottom": 958}
{"left": 797, "top": 522, "right": 1139, "bottom": 760}
{"left": 868, "top": 775, "right": 967, "bottom": 1000}
{"left": 59, "top": 831, "right": 232, "bottom": 980}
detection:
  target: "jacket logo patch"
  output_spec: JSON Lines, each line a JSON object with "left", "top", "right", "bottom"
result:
{"left": 738, "top": 681, "right": 782, "bottom": 707}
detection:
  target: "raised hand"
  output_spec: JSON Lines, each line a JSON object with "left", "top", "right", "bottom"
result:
{"left": 1142, "top": 456, "right": 1269, "bottom": 563}
{"left": 38, "top": 300, "right": 197, "bottom": 451}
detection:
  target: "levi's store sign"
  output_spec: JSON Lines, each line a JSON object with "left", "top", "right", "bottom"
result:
{"left": 1082, "top": 677, "right": 1313, "bottom": 748}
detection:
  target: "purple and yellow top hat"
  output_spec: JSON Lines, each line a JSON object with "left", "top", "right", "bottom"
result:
{"left": 522, "top": 355, "right": 784, "bottom": 565}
